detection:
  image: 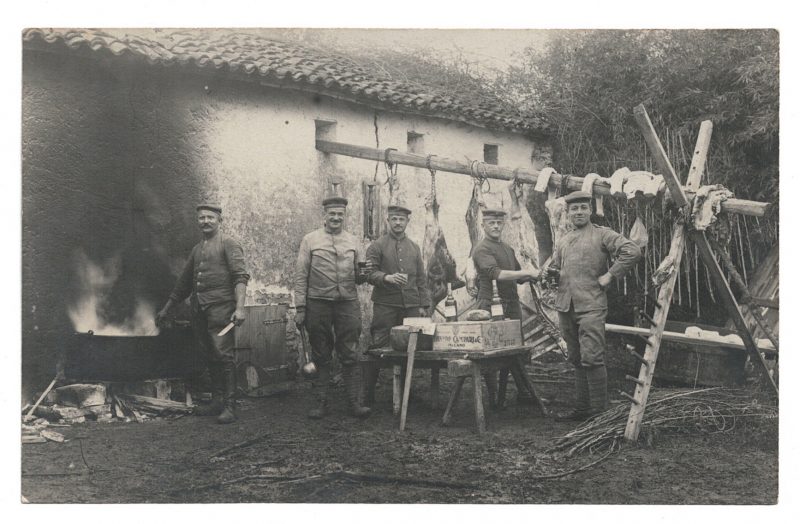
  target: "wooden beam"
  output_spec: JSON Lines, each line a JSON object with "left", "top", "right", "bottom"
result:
{"left": 747, "top": 297, "right": 779, "bottom": 310}
{"left": 606, "top": 324, "right": 776, "bottom": 355}
{"left": 632, "top": 104, "right": 690, "bottom": 207}
{"left": 316, "top": 139, "right": 770, "bottom": 217}
{"left": 686, "top": 121, "right": 713, "bottom": 192}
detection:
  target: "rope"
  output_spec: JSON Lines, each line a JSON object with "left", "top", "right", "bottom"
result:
{"left": 467, "top": 158, "right": 491, "bottom": 193}
{"left": 426, "top": 154, "right": 437, "bottom": 201}
{"left": 560, "top": 174, "right": 571, "bottom": 196}
{"left": 383, "top": 147, "right": 398, "bottom": 187}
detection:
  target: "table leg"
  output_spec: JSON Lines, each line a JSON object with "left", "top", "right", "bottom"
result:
{"left": 472, "top": 363, "right": 486, "bottom": 435}
{"left": 430, "top": 367, "right": 440, "bottom": 410}
{"left": 393, "top": 365, "right": 402, "bottom": 415}
{"left": 509, "top": 356, "right": 547, "bottom": 416}
{"left": 483, "top": 371, "right": 497, "bottom": 410}
{"left": 497, "top": 368, "right": 510, "bottom": 409}
{"left": 399, "top": 331, "right": 419, "bottom": 431}
{"left": 442, "top": 376, "right": 465, "bottom": 426}
{"left": 362, "top": 362, "right": 379, "bottom": 406}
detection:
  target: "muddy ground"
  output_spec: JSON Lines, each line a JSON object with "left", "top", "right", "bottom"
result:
{"left": 21, "top": 367, "right": 778, "bottom": 504}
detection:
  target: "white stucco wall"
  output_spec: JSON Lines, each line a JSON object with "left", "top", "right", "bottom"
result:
{"left": 188, "top": 77, "right": 547, "bottom": 311}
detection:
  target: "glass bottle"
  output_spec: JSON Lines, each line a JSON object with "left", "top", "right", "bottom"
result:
{"left": 490, "top": 280, "right": 505, "bottom": 321}
{"left": 444, "top": 282, "right": 458, "bottom": 322}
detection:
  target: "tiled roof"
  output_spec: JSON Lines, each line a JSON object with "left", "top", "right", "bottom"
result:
{"left": 23, "top": 28, "right": 551, "bottom": 137}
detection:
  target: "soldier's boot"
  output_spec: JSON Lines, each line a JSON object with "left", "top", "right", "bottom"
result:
{"left": 343, "top": 365, "right": 371, "bottom": 419}
{"left": 194, "top": 365, "right": 224, "bottom": 416}
{"left": 554, "top": 366, "right": 591, "bottom": 421}
{"left": 586, "top": 365, "right": 609, "bottom": 417}
{"left": 308, "top": 366, "right": 330, "bottom": 419}
{"left": 216, "top": 362, "right": 237, "bottom": 424}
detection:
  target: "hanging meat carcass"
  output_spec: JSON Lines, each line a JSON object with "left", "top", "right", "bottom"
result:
{"left": 501, "top": 182, "right": 563, "bottom": 351}
{"left": 423, "top": 174, "right": 466, "bottom": 307}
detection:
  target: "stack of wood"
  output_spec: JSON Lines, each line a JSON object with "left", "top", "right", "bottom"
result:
{"left": 111, "top": 394, "right": 193, "bottom": 422}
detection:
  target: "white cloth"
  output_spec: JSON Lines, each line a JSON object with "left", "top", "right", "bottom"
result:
{"left": 581, "top": 173, "right": 607, "bottom": 217}
{"left": 535, "top": 167, "right": 556, "bottom": 193}
{"left": 623, "top": 171, "right": 665, "bottom": 199}
{"left": 609, "top": 167, "right": 631, "bottom": 197}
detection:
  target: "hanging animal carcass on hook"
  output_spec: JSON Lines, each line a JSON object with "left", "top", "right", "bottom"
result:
{"left": 423, "top": 165, "right": 466, "bottom": 307}
{"left": 462, "top": 176, "right": 508, "bottom": 297}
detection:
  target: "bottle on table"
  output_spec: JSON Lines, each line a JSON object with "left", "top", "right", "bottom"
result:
{"left": 444, "top": 282, "right": 458, "bottom": 322}
{"left": 490, "top": 280, "right": 505, "bottom": 321}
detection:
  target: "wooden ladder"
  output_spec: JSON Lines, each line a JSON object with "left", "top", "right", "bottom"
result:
{"left": 622, "top": 105, "right": 778, "bottom": 442}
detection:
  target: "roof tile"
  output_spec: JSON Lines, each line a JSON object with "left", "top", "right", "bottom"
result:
{"left": 23, "top": 28, "right": 550, "bottom": 136}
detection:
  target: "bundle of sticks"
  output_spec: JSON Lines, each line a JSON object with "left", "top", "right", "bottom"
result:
{"left": 550, "top": 387, "right": 777, "bottom": 456}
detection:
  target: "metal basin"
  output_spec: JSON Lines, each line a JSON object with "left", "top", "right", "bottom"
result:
{"left": 64, "top": 327, "right": 202, "bottom": 382}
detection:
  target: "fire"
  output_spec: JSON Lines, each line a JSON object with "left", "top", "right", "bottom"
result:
{"left": 67, "top": 252, "right": 160, "bottom": 336}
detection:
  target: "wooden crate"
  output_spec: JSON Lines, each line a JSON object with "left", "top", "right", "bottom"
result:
{"left": 432, "top": 320, "right": 522, "bottom": 351}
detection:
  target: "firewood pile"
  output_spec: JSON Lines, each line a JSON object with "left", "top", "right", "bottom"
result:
{"left": 551, "top": 387, "right": 777, "bottom": 456}
{"left": 22, "top": 382, "right": 193, "bottom": 444}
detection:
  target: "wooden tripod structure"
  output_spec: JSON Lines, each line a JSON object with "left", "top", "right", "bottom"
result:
{"left": 622, "top": 105, "right": 778, "bottom": 441}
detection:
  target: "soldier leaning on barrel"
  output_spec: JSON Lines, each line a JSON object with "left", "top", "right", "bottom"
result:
{"left": 156, "top": 203, "right": 249, "bottom": 425}
{"left": 294, "top": 196, "right": 371, "bottom": 420}
{"left": 551, "top": 191, "right": 641, "bottom": 421}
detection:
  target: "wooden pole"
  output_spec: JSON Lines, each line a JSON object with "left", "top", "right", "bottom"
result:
{"left": 315, "top": 139, "right": 771, "bottom": 217}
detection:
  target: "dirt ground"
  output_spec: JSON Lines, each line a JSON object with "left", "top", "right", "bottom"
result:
{"left": 21, "top": 369, "right": 778, "bottom": 504}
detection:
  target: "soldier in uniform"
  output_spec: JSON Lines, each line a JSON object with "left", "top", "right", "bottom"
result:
{"left": 366, "top": 204, "right": 431, "bottom": 348}
{"left": 156, "top": 203, "right": 249, "bottom": 424}
{"left": 551, "top": 191, "right": 641, "bottom": 421}
{"left": 471, "top": 209, "right": 540, "bottom": 320}
{"left": 294, "top": 196, "right": 371, "bottom": 419}
{"left": 471, "top": 208, "right": 540, "bottom": 406}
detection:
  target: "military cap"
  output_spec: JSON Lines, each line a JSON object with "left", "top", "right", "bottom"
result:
{"left": 482, "top": 209, "right": 507, "bottom": 218}
{"left": 564, "top": 191, "right": 592, "bottom": 204}
{"left": 387, "top": 205, "right": 412, "bottom": 216}
{"left": 322, "top": 196, "right": 349, "bottom": 208}
{"left": 196, "top": 203, "right": 222, "bottom": 214}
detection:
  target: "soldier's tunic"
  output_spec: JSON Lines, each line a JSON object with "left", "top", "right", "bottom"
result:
{"left": 471, "top": 237, "right": 524, "bottom": 320}
{"left": 169, "top": 232, "right": 250, "bottom": 367}
{"left": 552, "top": 224, "right": 640, "bottom": 367}
{"left": 294, "top": 227, "right": 365, "bottom": 367}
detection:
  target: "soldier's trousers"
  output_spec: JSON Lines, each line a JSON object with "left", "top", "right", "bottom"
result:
{"left": 557, "top": 304, "right": 607, "bottom": 368}
{"left": 369, "top": 303, "right": 420, "bottom": 349}
{"left": 305, "top": 298, "right": 362, "bottom": 367}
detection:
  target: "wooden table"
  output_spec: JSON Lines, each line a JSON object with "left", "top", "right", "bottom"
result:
{"left": 360, "top": 345, "right": 545, "bottom": 434}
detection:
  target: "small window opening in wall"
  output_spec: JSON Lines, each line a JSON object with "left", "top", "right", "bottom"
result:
{"left": 407, "top": 131, "right": 425, "bottom": 154}
{"left": 484, "top": 144, "right": 499, "bottom": 165}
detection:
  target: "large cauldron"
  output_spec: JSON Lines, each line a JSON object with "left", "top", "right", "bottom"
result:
{"left": 64, "top": 325, "right": 202, "bottom": 382}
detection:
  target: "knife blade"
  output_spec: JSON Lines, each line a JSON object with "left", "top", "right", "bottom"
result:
{"left": 217, "top": 322, "right": 236, "bottom": 337}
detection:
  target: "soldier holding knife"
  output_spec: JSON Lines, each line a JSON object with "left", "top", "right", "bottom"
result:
{"left": 156, "top": 203, "right": 250, "bottom": 424}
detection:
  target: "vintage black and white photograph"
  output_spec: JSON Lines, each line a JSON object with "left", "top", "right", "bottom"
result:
{"left": 16, "top": 12, "right": 786, "bottom": 509}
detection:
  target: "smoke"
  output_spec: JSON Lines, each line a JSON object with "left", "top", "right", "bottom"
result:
{"left": 67, "top": 251, "right": 160, "bottom": 336}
